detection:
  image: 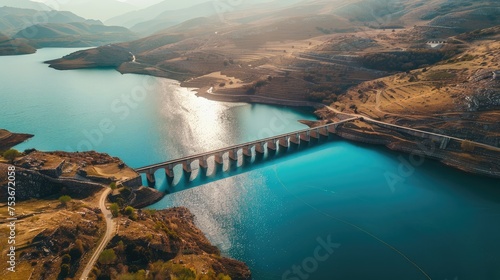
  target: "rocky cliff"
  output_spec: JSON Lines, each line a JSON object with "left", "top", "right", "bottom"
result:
{"left": 93, "top": 207, "right": 252, "bottom": 280}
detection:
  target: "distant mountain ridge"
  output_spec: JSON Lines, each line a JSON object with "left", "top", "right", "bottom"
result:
{"left": 105, "top": 1, "right": 215, "bottom": 30}
{"left": 13, "top": 22, "right": 137, "bottom": 47}
{"left": 0, "top": 0, "right": 52, "bottom": 11}
{"left": 106, "top": 0, "right": 303, "bottom": 35}
{"left": 0, "top": 32, "right": 36, "bottom": 55}
{"left": 0, "top": 6, "right": 137, "bottom": 54}
{"left": 0, "top": 6, "right": 87, "bottom": 35}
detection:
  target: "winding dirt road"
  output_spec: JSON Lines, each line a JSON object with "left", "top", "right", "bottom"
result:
{"left": 80, "top": 188, "right": 115, "bottom": 280}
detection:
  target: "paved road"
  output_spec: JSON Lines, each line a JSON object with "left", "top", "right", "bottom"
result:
{"left": 80, "top": 188, "right": 115, "bottom": 280}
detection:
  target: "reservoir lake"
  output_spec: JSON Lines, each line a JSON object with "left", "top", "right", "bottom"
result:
{"left": 1, "top": 48, "right": 499, "bottom": 280}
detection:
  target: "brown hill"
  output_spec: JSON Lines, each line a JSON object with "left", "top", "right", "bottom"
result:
{"left": 325, "top": 30, "right": 500, "bottom": 146}
{"left": 46, "top": 0, "right": 500, "bottom": 109}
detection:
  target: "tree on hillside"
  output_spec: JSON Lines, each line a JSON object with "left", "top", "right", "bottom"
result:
{"left": 124, "top": 206, "right": 134, "bottom": 216}
{"left": 59, "top": 195, "right": 72, "bottom": 206}
{"left": 110, "top": 203, "right": 119, "bottom": 217}
{"left": 98, "top": 249, "right": 116, "bottom": 265}
{"left": 3, "top": 149, "right": 21, "bottom": 163}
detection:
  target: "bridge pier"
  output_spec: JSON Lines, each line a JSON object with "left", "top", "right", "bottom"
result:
{"left": 319, "top": 127, "right": 329, "bottom": 137}
{"left": 255, "top": 143, "right": 265, "bottom": 155}
{"left": 183, "top": 160, "right": 193, "bottom": 173}
{"left": 213, "top": 153, "right": 224, "bottom": 173}
{"left": 165, "top": 164, "right": 174, "bottom": 178}
{"left": 300, "top": 131, "right": 310, "bottom": 143}
{"left": 279, "top": 136, "right": 289, "bottom": 149}
{"left": 267, "top": 139, "right": 277, "bottom": 151}
{"left": 198, "top": 156, "right": 209, "bottom": 177}
{"left": 267, "top": 139, "right": 277, "bottom": 156}
{"left": 228, "top": 149, "right": 238, "bottom": 161}
{"left": 164, "top": 165, "right": 174, "bottom": 185}
{"left": 228, "top": 149, "right": 238, "bottom": 169}
{"left": 242, "top": 146, "right": 253, "bottom": 162}
{"left": 290, "top": 133, "right": 300, "bottom": 146}
{"left": 146, "top": 171, "right": 156, "bottom": 187}
{"left": 310, "top": 128, "right": 320, "bottom": 139}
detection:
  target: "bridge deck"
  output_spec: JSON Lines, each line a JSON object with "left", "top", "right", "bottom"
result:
{"left": 135, "top": 117, "right": 359, "bottom": 173}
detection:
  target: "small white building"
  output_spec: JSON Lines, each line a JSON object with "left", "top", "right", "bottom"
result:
{"left": 426, "top": 40, "right": 447, "bottom": 49}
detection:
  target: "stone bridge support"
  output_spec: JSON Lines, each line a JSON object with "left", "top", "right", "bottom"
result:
{"left": 228, "top": 149, "right": 239, "bottom": 168}
{"left": 199, "top": 156, "right": 209, "bottom": 169}
{"left": 198, "top": 156, "right": 209, "bottom": 177}
{"left": 183, "top": 160, "right": 193, "bottom": 173}
{"left": 165, "top": 164, "right": 174, "bottom": 179}
{"left": 290, "top": 133, "right": 300, "bottom": 145}
{"left": 310, "top": 128, "right": 320, "bottom": 139}
{"left": 300, "top": 131, "right": 310, "bottom": 142}
{"left": 255, "top": 142, "right": 265, "bottom": 155}
{"left": 267, "top": 139, "right": 277, "bottom": 151}
{"left": 279, "top": 136, "right": 289, "bottom": 148}
{"left": 146, "top": 170, "right": 156, "bottom": 186}
{"left": 242, "top": 146, "right": 253, "bottom": 161}
{"left": 319, "top": 127, "right": 329, "bottom": 137}
{"left": 213, "top": 153, "right": 224, "bottom": 173}
{"left": 228, "top": 149, "right": 238, "bottom": 161}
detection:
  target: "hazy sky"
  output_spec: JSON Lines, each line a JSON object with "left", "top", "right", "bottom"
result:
{"left": 33, "top": 0, "right": 210, "bottom": 10}
{"left": 31, "top": 0, "right": 213, "bottom": 20}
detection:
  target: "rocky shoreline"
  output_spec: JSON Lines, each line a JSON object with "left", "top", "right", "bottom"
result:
{"left": 0, "top": 129, "right": 33, "bottom": 150}
{"left": 327, "top": 119, "right": 500, "bottom": 179}
{"left": 0, "top": 141, "right": 251, "bottom": 280}
{"left": 98, "top": 207, "right": 251, "bottom": 280}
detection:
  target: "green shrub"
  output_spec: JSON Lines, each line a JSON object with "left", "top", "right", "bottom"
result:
{"left": 124, "top": 206, "right": 134, "bottom": 216}
{"left": 58, "top": 195, "right": 72, "bottom": 205}
{"left": 98, "top": 249, "right": 117, "bottom": 265}
{"left": 3, "top": 149, "right": 21, "bottom": 163}
{"left": 217, "top": 274, "right": 232, "bottom": 280}
{"left": 110, "top": 203, "right": 119, "bottom": 217}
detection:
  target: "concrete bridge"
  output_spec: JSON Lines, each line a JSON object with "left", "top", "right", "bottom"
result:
{"left": 134, "top": 117, "right": 359, "bottom": 186}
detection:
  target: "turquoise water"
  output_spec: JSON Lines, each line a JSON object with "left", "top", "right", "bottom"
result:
{"left": 151, "top": 140, "right": 500, "bottom": 280}
{"left": 1, "top": 49, "right": 500, "bottom": 280}
{"left": 0, "top": 48, "right": 316, "bottom": 168}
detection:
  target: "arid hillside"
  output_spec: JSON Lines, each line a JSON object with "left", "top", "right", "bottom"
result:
{"left": 47, "top": 0, "right": 499, "bottom": 102}
{"left": 46, "top": 0, "right": 500, "bottom": 150}
{"left": 323, "top": 26, "right": 500, "bottom": 146}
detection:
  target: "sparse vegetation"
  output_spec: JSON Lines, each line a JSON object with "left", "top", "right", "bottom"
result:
{"left": 359, "top": 50, "right": 461, "bottom": 72}
{"left": 58, "top": 195, "right": 72, "bottom": 206}
{"left": 99, "top": 249, "right": 117, "bottom": 265}
{"left": 3, "top": 149, "right": 21, "bottom": 163}
{"left": 110, "top": 203, "right": 120, "bottom": 217}
{"left": 154, "top": 221, "right": 180, "bottom": 240}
